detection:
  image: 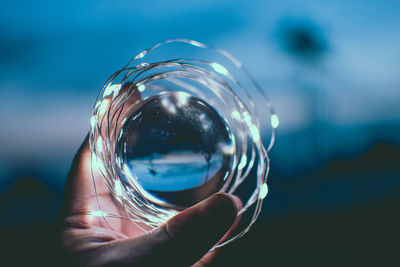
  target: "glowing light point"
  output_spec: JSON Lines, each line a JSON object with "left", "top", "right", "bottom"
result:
{"left": 238, "top": 154, "right": 247, "bottom": 170}
{"left": 231, "top": 110, "right": 241, "bottom": 120}
{"left": 260, "top": 183, "right": 268, "bottom": 199}
{"left": 99, "top": 99, "right": 110, "bottom": 116}
{"left": 104, "top": 83, "right": 121, "bottom": 97}
{"left": 250, "top": 124, "right": 260, "bottom": 142}
{"left": 137, "top": 51, "right": 146, "bottom": 59}
{"left": 271, "top": 114, "right": 279, "bottom": 129}
{"left": 243, "top": 111, "right": 252, "bottom": 124}
{"left": 96, "top": 136, "right": 103, "bottom": 153}
{"left": 138, "top": 62, "right": 149, "bottom": 68}
{"left": 138, "top": 84, "right": 146, "bottom": 92}
{"left": 211, "top": 62, "right": 229, "bottom": 75}
{"left": 90, "top": 116, "right": 97, "bottom": 130}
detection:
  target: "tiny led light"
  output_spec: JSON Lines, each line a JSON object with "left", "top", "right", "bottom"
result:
{"left": 260, "top": 183, "right": 268, "bottom": 199}
{"left": 211, "top": 62, "right": 229, "bottom": 76}
{"left": 138, "top": 84, "right": 146, "bottom": 92}
{"left": 271, "top": 114, "right": 279, "bottom": 129}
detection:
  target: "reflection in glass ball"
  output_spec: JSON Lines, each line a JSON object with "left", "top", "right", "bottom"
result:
{"left": 116, "top": 91, "right": 235, "bottom": 209}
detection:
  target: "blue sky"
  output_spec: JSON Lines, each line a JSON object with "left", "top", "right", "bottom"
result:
{"left": 1, "top": 0, "right": 400, "bottom": 182}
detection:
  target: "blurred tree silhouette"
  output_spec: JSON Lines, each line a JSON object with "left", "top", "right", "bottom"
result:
{"left": 276, "top": 17, "right": 329, "bottom": 63}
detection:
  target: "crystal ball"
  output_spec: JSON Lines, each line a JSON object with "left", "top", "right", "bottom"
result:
{"left": 116, "top": 91, "right": 235, "bottom": 209}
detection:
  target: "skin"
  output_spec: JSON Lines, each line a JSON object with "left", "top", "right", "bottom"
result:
{"left": 58, "top": 135, "right": 241, "bottom": 267}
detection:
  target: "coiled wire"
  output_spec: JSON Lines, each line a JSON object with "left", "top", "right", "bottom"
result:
{"left": 89, "top": 39, "right": 278, "bottom": 248}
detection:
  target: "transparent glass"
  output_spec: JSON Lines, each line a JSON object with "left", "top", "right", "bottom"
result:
{"left": 89, "top": 39, "right": 278, "bottom": 248}
{"left": 117, "top": 91, "right": 235, "bottom": 208}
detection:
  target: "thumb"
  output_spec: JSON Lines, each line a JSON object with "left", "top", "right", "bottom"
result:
{"left": 101, "top": 193, "right": 237, "bottom": 266}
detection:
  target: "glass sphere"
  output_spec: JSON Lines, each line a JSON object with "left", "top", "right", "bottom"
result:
{"left": 116, "top": 91, "right": 235, "bottom": 209}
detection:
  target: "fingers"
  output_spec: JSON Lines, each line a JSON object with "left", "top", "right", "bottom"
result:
{"left": 100, "top": 193, "right": 238, "bottom": 266}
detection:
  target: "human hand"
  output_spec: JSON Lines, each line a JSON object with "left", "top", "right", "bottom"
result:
{"left": 58, "top": 136, "right": 241, "bottom": 266}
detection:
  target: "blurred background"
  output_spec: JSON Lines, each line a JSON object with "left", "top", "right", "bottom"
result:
{"left": 1, "top": 0, "right": 399, "bottom": 266}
